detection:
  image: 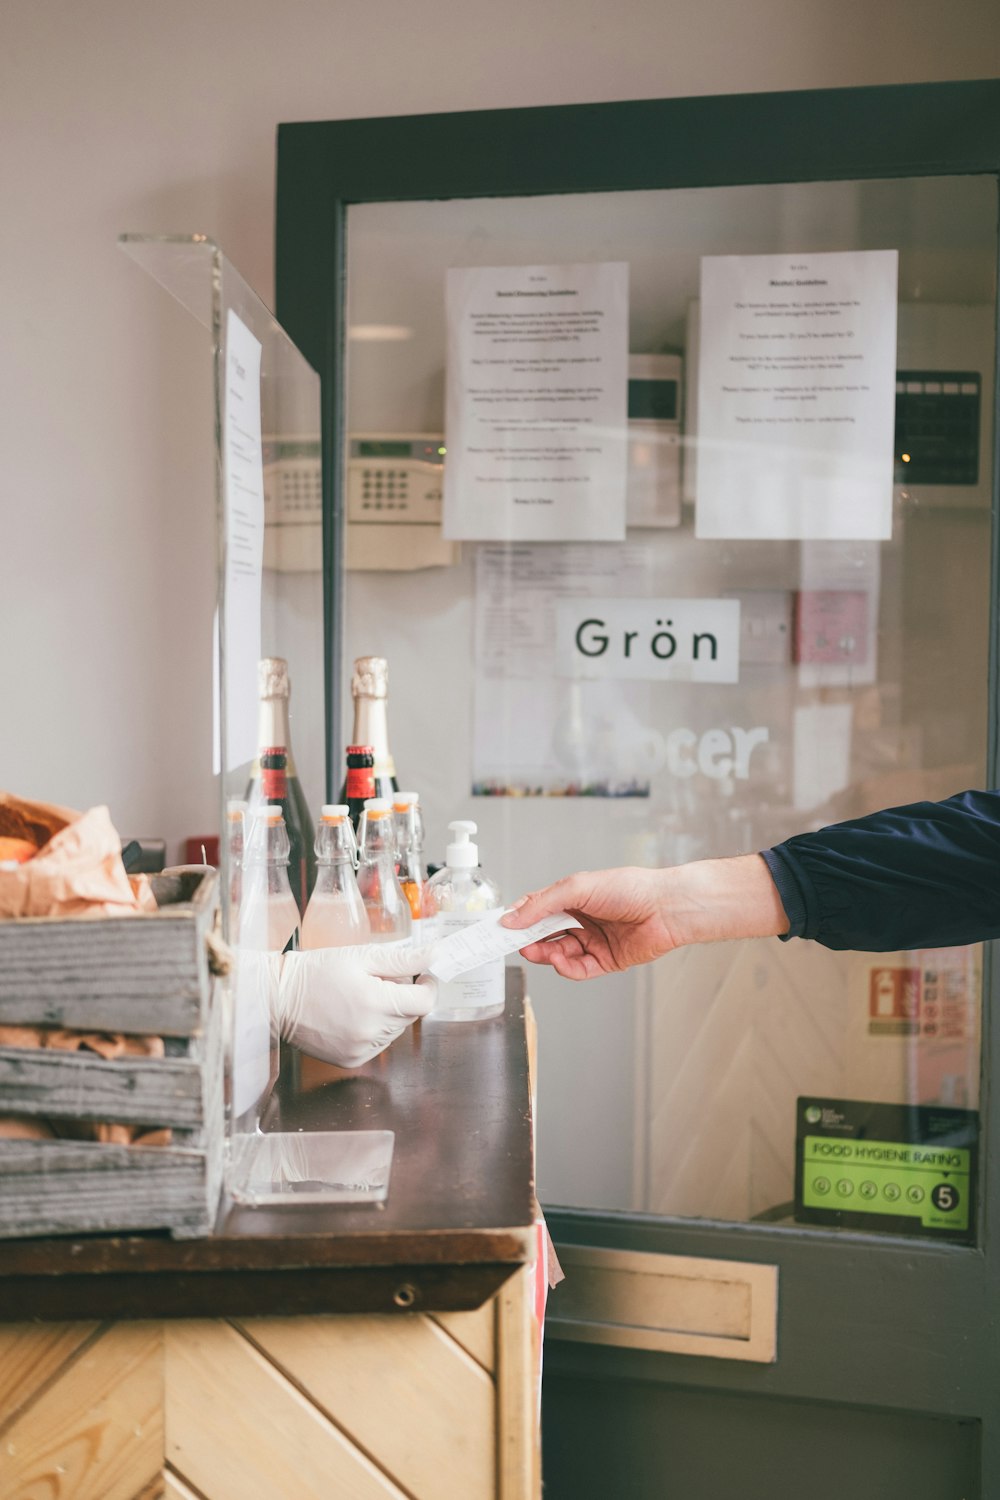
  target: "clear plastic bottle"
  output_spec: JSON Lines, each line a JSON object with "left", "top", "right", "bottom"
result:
{"left": 356, "top": 798, "right": 412, "bottom": 942}
{"left": 239, "top": 805, "right": 300, "bottom": 954}
{"left": 301, "top": 805, "right": 371, "bottom": 949}
{"left": 426, "top": 821, "right": 504, "bottom": 1022}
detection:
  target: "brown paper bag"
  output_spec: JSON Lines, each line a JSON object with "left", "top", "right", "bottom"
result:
{"left": 0, "top": 794, "right": 155, "bottom": 919}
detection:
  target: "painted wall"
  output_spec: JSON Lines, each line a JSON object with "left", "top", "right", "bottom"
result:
{"left": 2, "top": 0, "right": 998, "bottom": 846}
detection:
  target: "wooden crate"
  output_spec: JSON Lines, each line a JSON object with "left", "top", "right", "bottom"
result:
{"left": 0, "top": 871, "right": 225, "bottom": 1239}
{"left": 0, "top": 868, "right": 216, "bottom": 1036}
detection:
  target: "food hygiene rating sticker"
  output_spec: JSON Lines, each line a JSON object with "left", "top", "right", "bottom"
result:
{"left": 794, "top": 1098, "right": 977, "bottom": 1243}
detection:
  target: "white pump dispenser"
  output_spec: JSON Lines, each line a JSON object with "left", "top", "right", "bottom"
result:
{"left": 426, "top": 820, "right": 504, "bottom": 1023}
{"left": 444, "top": 821, "right": 478, "bottom": 869}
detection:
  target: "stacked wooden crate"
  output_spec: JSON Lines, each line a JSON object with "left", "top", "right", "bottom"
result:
{"left": 0, "top": 870, "right": 225, "bottom": 1239}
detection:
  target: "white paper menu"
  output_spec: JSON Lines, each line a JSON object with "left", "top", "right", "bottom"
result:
{"left": 695, "top": 250, "right": 898, "bottom": 541}
{"left": 444, "top": 261, "right": 629, "bottom": 542}
{"left": 221, "top": 310, "right": 265, "bottom": 771}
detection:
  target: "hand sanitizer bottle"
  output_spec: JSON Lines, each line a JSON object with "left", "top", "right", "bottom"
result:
{"left": 426, "top": 821, "right": 505, "bottom": 1023}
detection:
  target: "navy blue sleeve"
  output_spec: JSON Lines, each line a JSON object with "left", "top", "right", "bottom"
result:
{"left": 760, "top": 789, "right": 1000, "bottom": 952}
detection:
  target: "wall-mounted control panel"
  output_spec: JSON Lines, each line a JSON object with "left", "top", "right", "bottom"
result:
{"left": 347, "top": 435, "right": 444, "bottom": 524}
{"left": 263, "top": 433, "right": 460, "bottom": 572}
{"left": 346, "top": 433, "right": 458, "bottom": 571}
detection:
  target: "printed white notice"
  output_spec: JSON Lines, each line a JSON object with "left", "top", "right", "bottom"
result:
{"left": 428, "top": 909, "right": 583, "bottom": 983}
{"left": 695, "top": 250, "right": 898, "bottom": 541}
{"left": 222, "top": 310, "right": 265, "bottom": 771}
{"left": 444, "top": 262, "right": 629, "bottom": 542}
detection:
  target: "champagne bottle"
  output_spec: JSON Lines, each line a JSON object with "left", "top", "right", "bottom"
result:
{"left": 246, "top": 657, "right": 316, "bottom": 912}
{"left": 339, "top": 656, "right": 398, "bottom": 804}
{"left": 344, "top": 745, "right": 376, "bottom": 833}
{"left": 259, "top": 748, "right": 308, "bottom": 917}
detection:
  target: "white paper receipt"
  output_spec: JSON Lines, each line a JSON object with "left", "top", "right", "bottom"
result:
{"left": 427, "top": 909, "right": 582, "bottom": 983}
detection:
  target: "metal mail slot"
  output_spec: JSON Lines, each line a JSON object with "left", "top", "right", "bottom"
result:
{"left": 547, "top": 1245, "right": 778, "bottom": 1364}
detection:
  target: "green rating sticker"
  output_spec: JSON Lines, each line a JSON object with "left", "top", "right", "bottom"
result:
{"left": 802, "top": 1136, "right": 970, "bottom": 1231}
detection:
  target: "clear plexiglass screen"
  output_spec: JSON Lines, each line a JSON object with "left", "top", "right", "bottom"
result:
{"left": 342, "top": 176, "right": 996, "bottom": 1236}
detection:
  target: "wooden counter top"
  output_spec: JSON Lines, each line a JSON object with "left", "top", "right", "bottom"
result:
{"left": 0, "top": 971, "right": 535, "bottom": 1321}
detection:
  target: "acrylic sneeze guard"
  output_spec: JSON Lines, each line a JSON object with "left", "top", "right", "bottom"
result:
{"left": 119, "top": 233, "right": 393, "bottom": 1207}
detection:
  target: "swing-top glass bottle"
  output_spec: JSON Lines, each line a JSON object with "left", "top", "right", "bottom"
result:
{"left": 356, "top": 797, "right": 411, "bottom": 941}
{"left": 301, "top": 805, "right": 371, "bottom": 949}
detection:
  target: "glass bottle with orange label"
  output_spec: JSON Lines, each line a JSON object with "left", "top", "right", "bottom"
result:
{"left": 356, "top": 797, "right": 411, "bottom": 941}
{"left": 393, "top": 791, "right": 433, "bottom": 938}
{"left": 239, "top": 806, "right": 300, "bottom": 955}
{"left": 301, "top": 805, "right": 370, "bottom": 949}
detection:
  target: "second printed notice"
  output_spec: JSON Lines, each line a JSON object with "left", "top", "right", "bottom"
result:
{"left": 695, "top": 249, "right": 898, "bottom": 541}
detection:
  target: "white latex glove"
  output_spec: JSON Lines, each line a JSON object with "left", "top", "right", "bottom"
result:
{"left": 276, "top": 942, "right": 437, "bottom": 1069}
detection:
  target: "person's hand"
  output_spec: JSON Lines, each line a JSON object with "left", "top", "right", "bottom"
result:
{"left": 500, "top": 856, "right": 789, "bottom": 980}
{"left": 277, "top": 943, "right": 437, "bottom": 1068}
{"left": 500, "top": 867, "right": 678, "bottom": 979}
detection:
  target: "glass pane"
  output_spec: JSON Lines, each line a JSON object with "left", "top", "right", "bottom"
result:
{"left": 122, "top": 237, "right": 341, "bottom": 1187}
{"left": 343, "top": 176, "right": 996, "bottom": 1240}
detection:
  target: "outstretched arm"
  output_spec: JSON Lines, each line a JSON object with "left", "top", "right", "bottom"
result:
{"left": 763, "top": 788, "right": 1000, "bottom": 951}
{"left": 501, "top": 788, "right": 1000, "bottom": 979}
{"left": 500, "top": 856, "right": 788, "bottom": 980}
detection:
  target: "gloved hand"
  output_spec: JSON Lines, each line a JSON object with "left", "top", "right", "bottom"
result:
{"left": 276, "top": 942, "right": 437, "bottom": 1068}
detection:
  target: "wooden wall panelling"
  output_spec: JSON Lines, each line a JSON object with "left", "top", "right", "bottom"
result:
{"left": 0, "top": 1323, "right": 164, "bottom": 1500}
{"left": 496, "top": 1266, "right": 538, "bottom": 1500}
{"left": 163, "top": 1468, "right": 201, "bottom": 1499}
{"left": 133, "top": 1477, "right": 168, "bottom": 1500}
{"left": 239, "top": 1312, "right": 496, "bottom": 1500}
{"left": 164, "top": 1320, "right": 408, "bottom": 1500}
{"left": 431, "top": 1301, "right": 496, "bottom": 1372}
{"left": 0, "top": 1293, "right": 536, "bottom": 1499}
{"left": 0, "top": 1321, "right": 100, "bottom": 1430}
{"left": 641, "top": 939, "right": 850, "bottom": 1220}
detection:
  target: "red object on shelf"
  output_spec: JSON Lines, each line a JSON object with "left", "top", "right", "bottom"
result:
{"left": 184, "top": 835, "right": 220, "bottom": 867}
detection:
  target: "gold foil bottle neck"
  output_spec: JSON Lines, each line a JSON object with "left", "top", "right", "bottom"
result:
{"left": 352, "top": 656, "right": 389, "bottom": 700}
{"left": 258, "top": 657, "right": 290, "bottom": 700}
